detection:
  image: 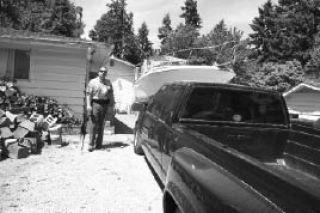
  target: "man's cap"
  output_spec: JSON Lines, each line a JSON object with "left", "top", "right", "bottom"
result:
{"left": 99, "top": 67, "right": 108, "bottom": 72}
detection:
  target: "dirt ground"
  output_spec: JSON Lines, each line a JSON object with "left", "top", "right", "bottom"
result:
{"left": 0, "top": 116, "right": 163, "bottom": 213}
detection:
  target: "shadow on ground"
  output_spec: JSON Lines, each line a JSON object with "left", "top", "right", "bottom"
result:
{"left": 101, "top": 141, "right": 129, "bottom": 149}
{"left": 114, "top": 117, "right": 134, "bottom": 134}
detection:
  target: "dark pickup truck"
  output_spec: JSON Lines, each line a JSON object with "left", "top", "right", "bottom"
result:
{"left": 133, "top": 82, "right": 320, "bottom": 213}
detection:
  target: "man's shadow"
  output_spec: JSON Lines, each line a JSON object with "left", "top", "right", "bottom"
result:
{"left": 101, "top": 141, "right": 129, "bottom": 149}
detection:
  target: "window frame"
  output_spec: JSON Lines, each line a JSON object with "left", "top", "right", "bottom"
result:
{"left": 179, "top": 86, "right": 288, "bottom": 126}
{"left": 13, "top": 49, "right": 31, "bottom": 80}
{"left": 147, "top": 84, "right": 185, "bottom": 124}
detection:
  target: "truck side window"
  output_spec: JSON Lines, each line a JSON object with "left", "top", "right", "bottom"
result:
{"left": 148, "top": 85, "right": 184, "bottom": 123}
{"left": 147, "top": 93, "right": 162, "bottom": 118}
{"left": 159, "top": 85, "right": 184, "bottom": 123}
{"left": 249, "top": 93, "right": 285, "bottom": 124}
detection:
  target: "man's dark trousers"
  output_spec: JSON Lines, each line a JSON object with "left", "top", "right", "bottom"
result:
{"left": 89, "top": 101, "right": 108, "bottom": 149}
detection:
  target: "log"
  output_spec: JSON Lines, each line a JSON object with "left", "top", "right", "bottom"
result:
{"left": 5, "top": 139, "right": 30, "bottom": 159}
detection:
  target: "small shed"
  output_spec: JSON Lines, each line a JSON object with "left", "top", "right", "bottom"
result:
{"left": 283, "top": 83, "right": 320, "bottom": 115}
{"left": 0, "top": 29, "right": 111, "bottom": 118}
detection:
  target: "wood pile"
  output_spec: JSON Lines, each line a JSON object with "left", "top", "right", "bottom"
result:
{"left": 0, "top": 80, "right": 81, "bottom": 160}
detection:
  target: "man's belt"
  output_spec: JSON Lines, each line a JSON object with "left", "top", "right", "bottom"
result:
{"left": 92, "top": 99, "right": 110, "bottom": 104}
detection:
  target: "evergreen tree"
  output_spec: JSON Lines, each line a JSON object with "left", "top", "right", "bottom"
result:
{"left": 249, "top": 0, "right": 278, "bottom": 62}
{"left": 276, "top": 0, "right": 319, "bottom": 64}
{"left": 196, "top": 19, "right": 243, "bottom": 65}
{"left": 0, "top": 0, "right": 26, "bottom": 29}
{"left": 250, "top": 0, "right": 320, "bottom": 64}
{"left": 50, "top": 0, "right": 84, "bottom": 37}
{"left": 90, "top": 0, "right": 135, "bottom": 59}
{"left": 122, "top": 33, "right": 141, "bottom": 64}
{"left": 306, "top": 30, "right": 320, "bottom": 76}
{"left": 231, "top": 60, "right": 304, "bottom": 92}
{"left": 138, "top": 22, "right": 153, "bottom": 59}
{"left": 158, "top": 13, "right": 172, "bottom": 45}
{"left": 162, "top": 23, "right": 199, "bottom": 58}
{"left": 0, "top": 0, "right": 84, "bottom": 37}
{"left": 180, "top": 0, "right": 201, "bottom": 29}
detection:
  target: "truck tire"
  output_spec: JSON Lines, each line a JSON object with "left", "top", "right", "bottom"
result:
{"left": 133, "top": 131, "right": 143, "bottom": 155}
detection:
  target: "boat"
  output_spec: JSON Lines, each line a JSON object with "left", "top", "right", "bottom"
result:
{"left": 133, "top": 65, "right": 235, "bottom": 102}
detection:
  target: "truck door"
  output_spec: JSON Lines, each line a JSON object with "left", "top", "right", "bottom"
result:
{"left": 153, "top": 85, "right": 185, "bottom": 177}
{"left": 140, "top": 88, "right": 170, "bottom": 181}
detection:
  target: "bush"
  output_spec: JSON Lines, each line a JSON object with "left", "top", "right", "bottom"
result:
{"left": 233, "top": 60, "right": 304, "bottom": 92}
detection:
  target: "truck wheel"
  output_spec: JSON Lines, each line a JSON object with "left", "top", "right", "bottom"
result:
{"left": 133, "top": 131, "right": 143, "bottom": 155}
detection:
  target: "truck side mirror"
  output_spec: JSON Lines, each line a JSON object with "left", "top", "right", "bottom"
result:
{"left": 131, "top": 102, "right": 146, "bottom": 112}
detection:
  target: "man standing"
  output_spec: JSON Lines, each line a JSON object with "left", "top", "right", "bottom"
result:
{"left": 86, "top": 66, "right": 115, "bottom": 151}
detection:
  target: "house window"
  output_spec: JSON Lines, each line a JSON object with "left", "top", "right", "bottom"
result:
{"left": 13, "top": 50, "right": 30, "bottom": 80}
{"left": 0, "top": 49, "right": 30, "bottom": 80}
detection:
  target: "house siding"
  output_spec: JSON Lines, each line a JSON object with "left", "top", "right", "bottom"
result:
{"left": 16, "top": 48, "right": 87, "bottom": 118}
{"left": 285, "top": 90, "right": 320, "bottom": 113}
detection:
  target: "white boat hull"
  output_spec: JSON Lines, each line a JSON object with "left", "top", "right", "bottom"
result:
{"left": 134, "top": 65, "right": 235, "bottom": 102}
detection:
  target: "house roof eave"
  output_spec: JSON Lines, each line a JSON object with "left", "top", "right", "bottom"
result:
{"left": 283, "top": 83, "right": 320, "bottom": 97}
{"left": 110, "top": 55, "right": 136, "bottom": 68}
{"left": 0, "top": 35, "right": 94, "bottom": 49}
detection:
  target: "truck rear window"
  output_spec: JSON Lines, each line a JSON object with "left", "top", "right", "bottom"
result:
{"left": 181, "top": 87, "right": 286, "bottom": 125}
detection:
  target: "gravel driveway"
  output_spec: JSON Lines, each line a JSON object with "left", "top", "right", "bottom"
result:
{"left": 0, "top": 134, "right": 163, "bottom": 213}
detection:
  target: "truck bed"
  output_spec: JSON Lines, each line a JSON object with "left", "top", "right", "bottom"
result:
{"left": 266, "top": 160, "right": 320, "bottom": 198}
{"left": 182, "top": 125, "right": 320, "bottom": 211}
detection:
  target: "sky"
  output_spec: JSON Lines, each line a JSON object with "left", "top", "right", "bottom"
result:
{"left": 73, "top": 0, "right": 267, "bottom": 48}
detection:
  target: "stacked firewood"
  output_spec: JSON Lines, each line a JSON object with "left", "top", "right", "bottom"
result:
{"left": 0, "top": 80, "right": 81, "bottom": 160}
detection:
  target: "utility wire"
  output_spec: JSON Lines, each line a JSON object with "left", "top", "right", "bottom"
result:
{"left": 175, "top": 40, "right": 237, "bottom": 53}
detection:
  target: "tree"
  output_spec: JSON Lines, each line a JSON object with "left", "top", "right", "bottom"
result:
{"left": 50, "top": 0, "right": 84, "bottom": 37}
{"left": 161, "top": 23, "right": 199, "bottom": 58}
{"left": 122, "top": 34, "right": 141, "bottom": 64}
{"left": 158, "top": 13, "right": 172, "bottom": 45}
{"left": 207, "top": 20, "right": 243, "bottom": 64}
{"left": 180, "top": 0, "right": 201, "bottom": 29}
{"left": 249, "top": 0, "right": 278, "bottom": 62}
{"left": 250, "top": 0, "right": 320, "bottom": 64}
{"left": 193, "top": 20, "right": 244, "bottom": 65}
{"left": 90, "top": 0, "right": 135, "bottom": 60}
{"left": 0, "top": 0, "right": 26, "bottom": 29}
{"left": 306, "top": 47, "right": 320, "bottom": 76}
{"left": 0, "top": 0, "right": 84, "bottom": 37}
{"left": 253, "top": 61, "right": 304, "bottom": 92}
{"left": 138, "top": 22, "right": 153, "bottom": 60}
{"left": 276, "top": 0, "right": 319, "bottom": 64}
{"left": 232, "top": 60, "right": 304, "bottom": 92}
{"left": 305, "top": 30, "right": 320, "bottom": 76}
